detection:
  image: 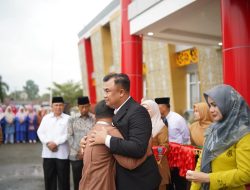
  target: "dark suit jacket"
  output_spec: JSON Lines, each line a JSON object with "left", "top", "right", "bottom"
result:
{"left": 110, "top": 97, "right": 161, "bottom": 190}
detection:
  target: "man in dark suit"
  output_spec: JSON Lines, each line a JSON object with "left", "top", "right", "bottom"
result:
{"left": 89, "top": 73, "right": 161, "bottom": 190}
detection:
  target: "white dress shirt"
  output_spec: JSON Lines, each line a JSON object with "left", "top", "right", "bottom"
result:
{"left": 105, "top": 96, "right": 131, "bottom": 147}
{"left": 114, "top": 96, "right": 131, "bottom": 114}
{"left": 166, "top": 111, "right": 190, "bottom": 144}
{"left": 37, "top": 112, "right": 70, "bottom": 159}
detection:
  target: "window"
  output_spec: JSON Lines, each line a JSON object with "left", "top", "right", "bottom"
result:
{"left": 187, "top": 72, "right": 200, "bottom": 109}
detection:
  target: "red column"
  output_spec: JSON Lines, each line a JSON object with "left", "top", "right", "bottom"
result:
{"left": 121, "top": 0, "right": 143, "bottom": 102}
{"left": 80, "top": 38, "right": 96, "bottom": 104}
{"left": 221, "top": 0, "right": 250, "bottom": 105}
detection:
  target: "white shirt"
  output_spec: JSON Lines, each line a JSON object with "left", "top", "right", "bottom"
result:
{"left": 166, "top": 111, "right": 190, "bottom": 144}
{"left": 105, "top": 96, "right": 131, "bottom": 147}
{"left": 114, "top": 96, "right": 131, "bottom": 115}
{"left": 37, "top": 112, "right": 70, "bottom": 159}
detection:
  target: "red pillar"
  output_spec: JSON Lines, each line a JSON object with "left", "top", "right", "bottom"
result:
{"left": 121, "top": 0, "right": 143, "bottom": 102}
{"left": 221, "top": 0, "right": 250, "bottom": 105}
{"left": 80, "top": 38, "right": 96, "bottom": 104}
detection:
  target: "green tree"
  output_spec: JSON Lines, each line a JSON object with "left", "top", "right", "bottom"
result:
{"left": 40, "top": 93, "right": 50, "bottom": 102}
{"left": 51, "top": 80, "right": 83, "bottom": 107}
{"left": 9, "top": 90, "right": 22, "bottom": 100}
{"left": 23, "top": 80, "right": 39, "bottom": 100}
{"left": 0, "top": 76, "right": 9, "bottom": 103}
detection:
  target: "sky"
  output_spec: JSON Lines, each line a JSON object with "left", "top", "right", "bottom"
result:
{"left": 0, "top": 0, "right": 112, "bottom": 95}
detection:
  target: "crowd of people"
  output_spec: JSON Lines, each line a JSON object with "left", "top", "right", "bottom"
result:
{"left": 1, "top": 72, "right": 250, "bottom": 190}
{"left": 0, "top": 104, "right": 49, "bottom": 144}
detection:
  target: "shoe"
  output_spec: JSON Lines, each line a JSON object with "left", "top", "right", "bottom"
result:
{"left": 33, "top": 140, "right": 36, "bottom": 143}
{"left": 22, "top": 141, "right": 26, "bottom": 143}
{"left": 29, "top": 140, "right": 32, "bottom": 143}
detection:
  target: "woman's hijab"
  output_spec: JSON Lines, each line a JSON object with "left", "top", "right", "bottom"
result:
{"left": 141, "top": 100, "right": 165, "bottom": 137}
{"left": 201, "top": 84, "right": 250, "bottom": 189}
{"left": 190, "top": 102, "right": 212, "bottom": 146}
{"left": 27, "top": 105, "right": 36, "bottom": 121}
{"left": 4, "top": 106, "right": 15, "bottom": 124}
{"left": 16, "top": 106, "right": 27, "bottom": 122}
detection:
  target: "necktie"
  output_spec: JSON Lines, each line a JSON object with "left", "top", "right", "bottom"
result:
{"left": 162, "top": 117, "right": 168, "bottom": 127}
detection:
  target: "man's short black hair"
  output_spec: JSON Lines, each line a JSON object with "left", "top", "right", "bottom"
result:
{"left": 103, "top": 73, "right": 130, "bottom": 92}
{"left": 95, "top": 100, "right": 114, "bottom": 119}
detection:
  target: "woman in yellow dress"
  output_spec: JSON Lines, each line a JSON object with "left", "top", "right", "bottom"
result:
{"left": 186, "top": 84, "right": 250, "bottom": 190}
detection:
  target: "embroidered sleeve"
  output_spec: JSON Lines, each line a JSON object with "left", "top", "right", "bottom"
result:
{"left": 209, "top": 134, "right": 250, "bottom": 189}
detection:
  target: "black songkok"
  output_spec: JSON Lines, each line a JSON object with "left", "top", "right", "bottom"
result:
{"left": 77, "top": 96, "right": 90, "bottom": 105}
{"left": 52, "top": 96, "right": 64, "bottom": 103}
{"left": 155, "top": 97, "right": 170, "bottom": 105}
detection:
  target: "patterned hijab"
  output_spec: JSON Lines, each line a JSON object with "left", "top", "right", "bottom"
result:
{"left": 201, "top": 84, "right": 250, "bottom": 190}
{"left": 190, "top": 102, "right": 212, "bottom": 146}
{"left": 141, "top": 100, "right": 165, "bottom": 137}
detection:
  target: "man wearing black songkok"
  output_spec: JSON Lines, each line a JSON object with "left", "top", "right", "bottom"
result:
{"left": 67, "top": 96, "right": 95, "bottom": 190}
{"left": 37, "top": 96, "right": 70, "bottom": 190}
{"left": 155, "top": 97, "right": 190, "bottom": 190}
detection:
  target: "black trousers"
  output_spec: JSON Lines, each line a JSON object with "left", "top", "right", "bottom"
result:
{"left": 169, "top": 167, "right": 188, "bottom": 190}
{"left": 43, "top": 158, "right": 70, "bottom": 190}
{"left": 70, "top": 160, "right": 83, "bottom": 190}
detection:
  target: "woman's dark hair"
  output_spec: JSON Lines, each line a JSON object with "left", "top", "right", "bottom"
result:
{"left": 103, "top": 73, "right": 130, "bottom": 92}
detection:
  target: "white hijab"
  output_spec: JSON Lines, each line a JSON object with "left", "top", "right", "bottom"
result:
{"left": 4, "top": 106, "right": 15, "bottom": 123}
{"left": 141, "top": 100, "right": 165, "bottom": 137}
{"left": 16, "top": 106, "right": 27, "bottom": 122}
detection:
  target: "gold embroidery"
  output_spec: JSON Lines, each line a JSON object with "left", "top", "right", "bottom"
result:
{"left": 217, "top": 179, "right": 228, "bottom": 190}
{"left": 226, "top": 150, "right": 233, "bottom": 157}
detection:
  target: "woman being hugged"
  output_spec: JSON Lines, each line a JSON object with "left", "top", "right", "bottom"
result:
{"left": 186, "top": 84, "right": 250, "bottom": 190}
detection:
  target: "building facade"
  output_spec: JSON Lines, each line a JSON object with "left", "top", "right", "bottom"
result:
{"left": 78, "top": 0, "right": 249, "bottom": 115}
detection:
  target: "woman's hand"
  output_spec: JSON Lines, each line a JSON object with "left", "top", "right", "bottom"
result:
{"left": 186, "top": 170, "right": 210, "bottom": 183}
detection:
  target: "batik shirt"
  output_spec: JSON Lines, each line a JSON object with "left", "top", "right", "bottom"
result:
{"left": 67, "top": 112, "right": 95, "bottom": 160}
